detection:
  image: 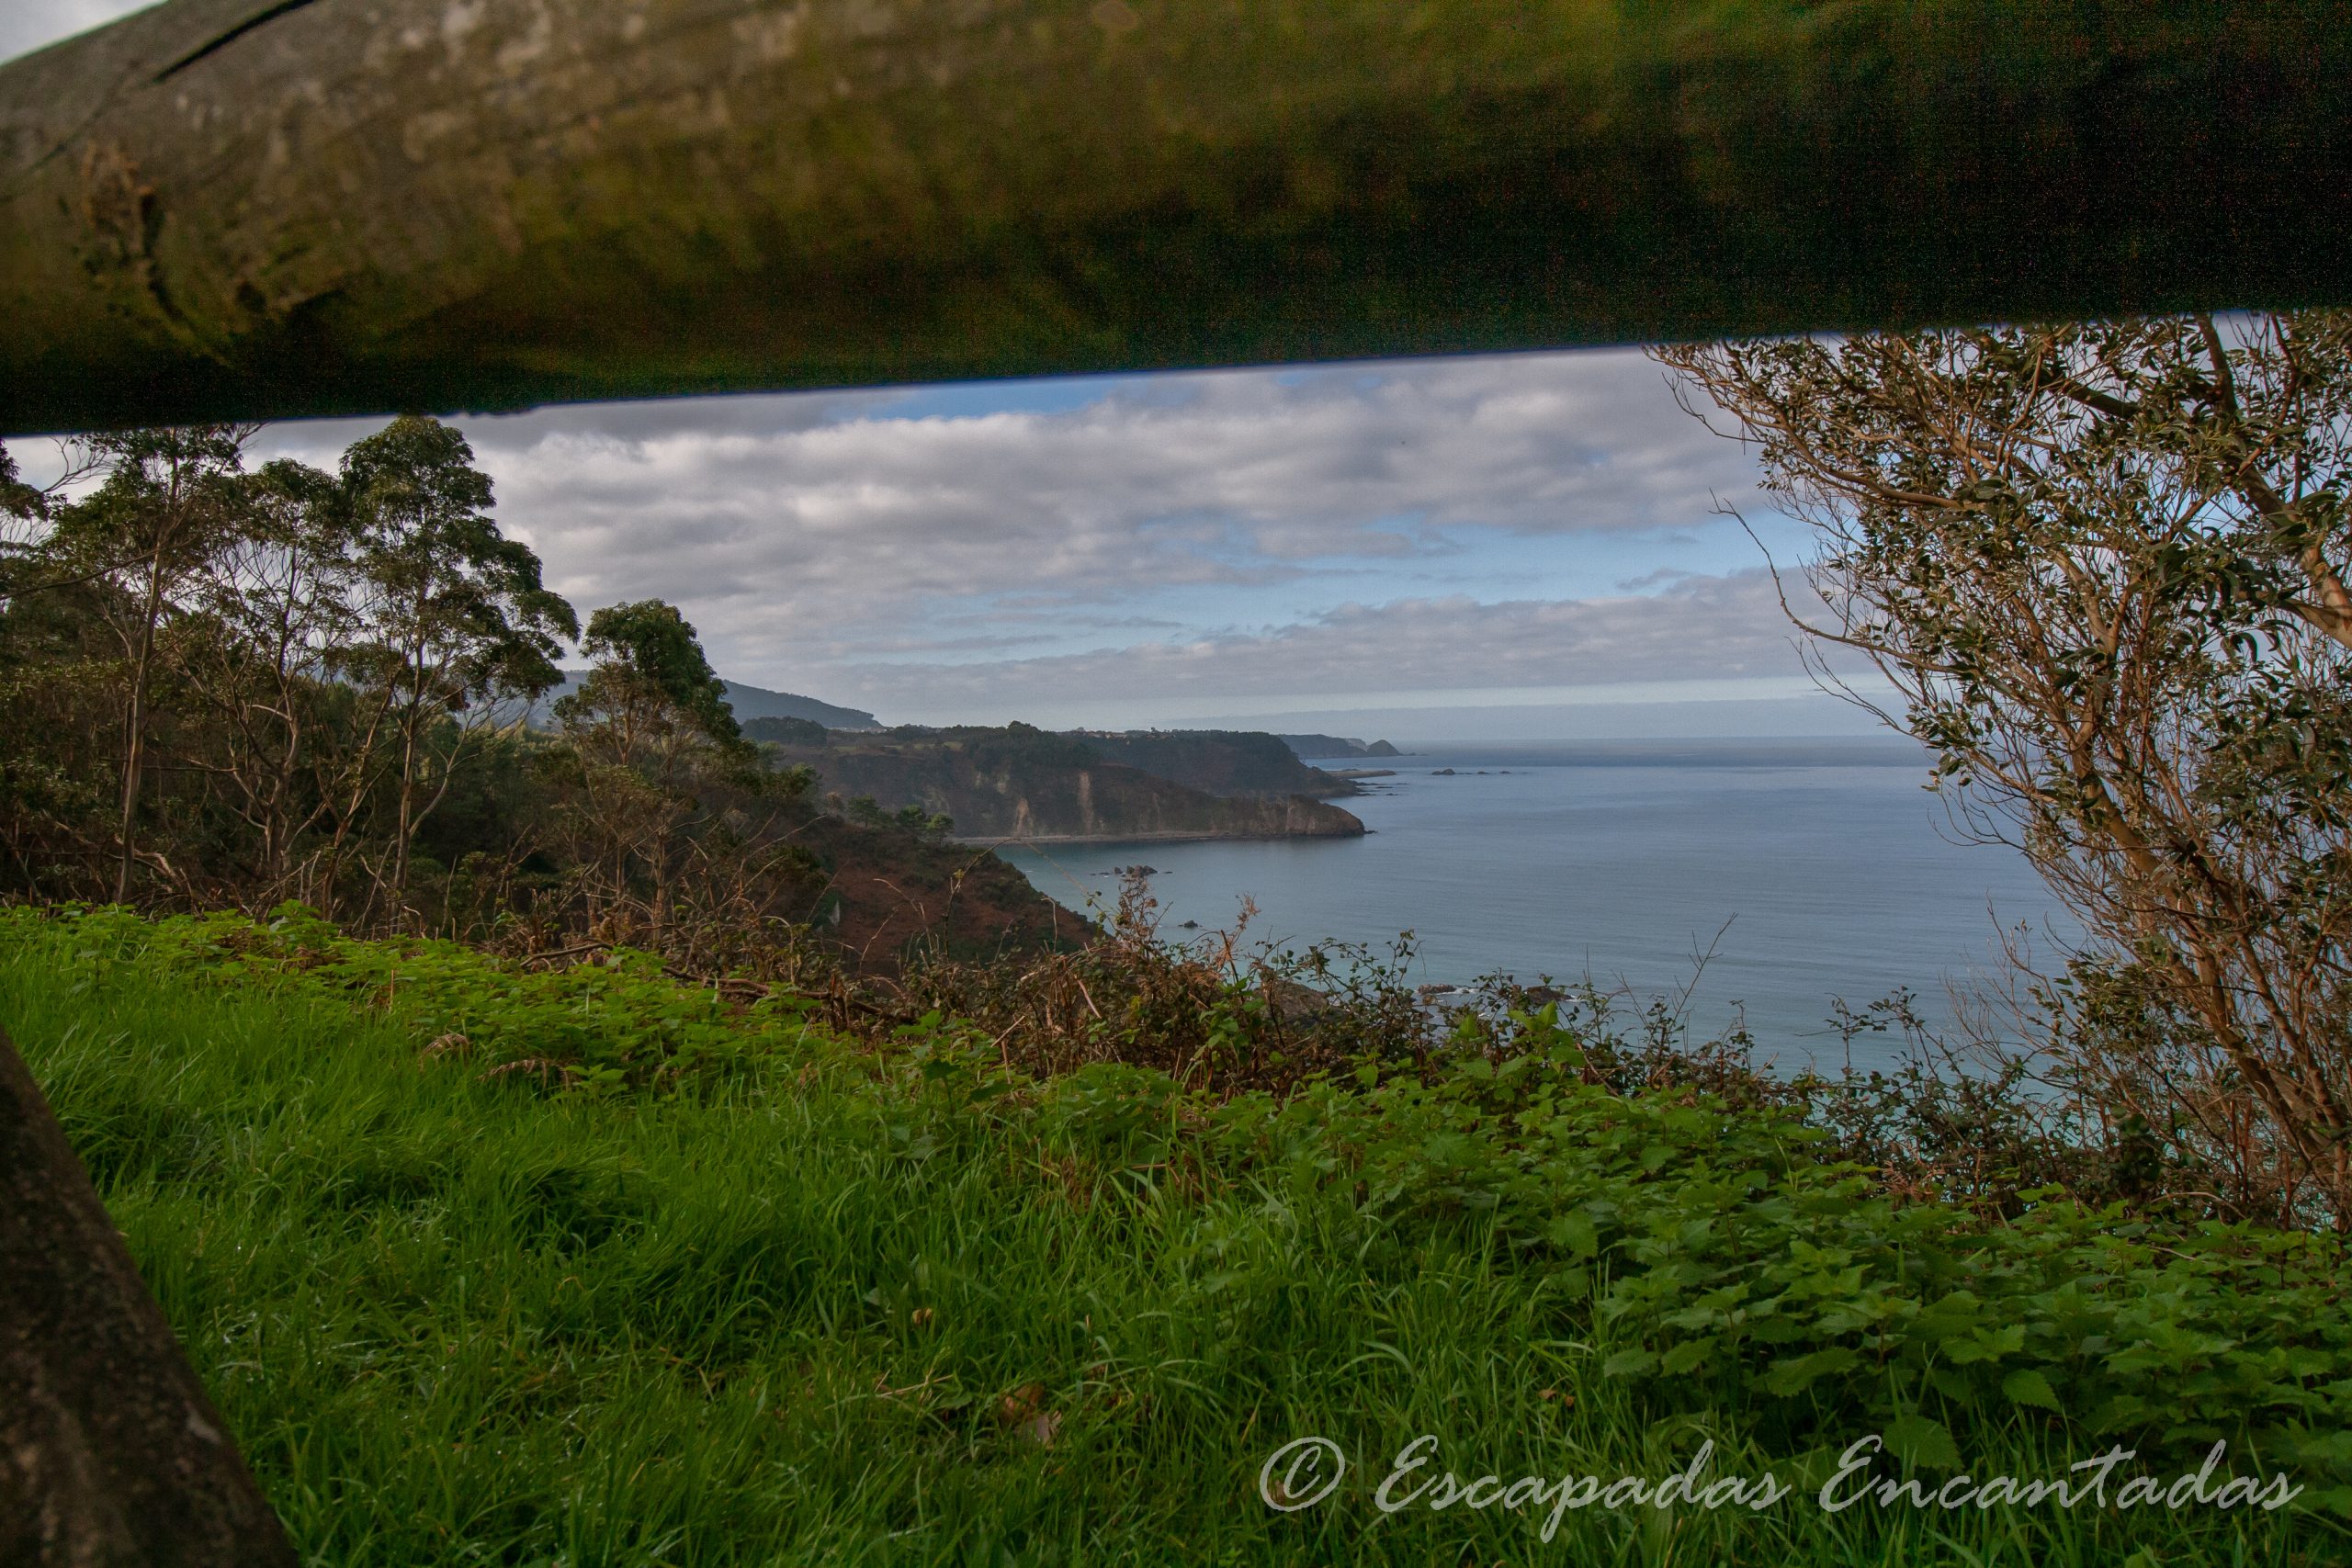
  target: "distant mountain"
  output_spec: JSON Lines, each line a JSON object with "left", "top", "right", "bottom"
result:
{"left": 526, "top": 673, "right": 881, "bottom": 731}
{"left": 1278, "top": 733, "right": 1403, "bottom": 760}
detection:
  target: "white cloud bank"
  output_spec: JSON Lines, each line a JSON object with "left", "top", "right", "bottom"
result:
{"left": 468, "top": 354, "right": 1756, "bottom": 632}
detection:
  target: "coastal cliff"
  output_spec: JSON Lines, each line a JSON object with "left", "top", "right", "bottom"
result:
{"left": 765, "top": 725, "right": 1367, "bottom": 844}
{"left": 1069, "top": 729, "right": 1358, "bottom": 797}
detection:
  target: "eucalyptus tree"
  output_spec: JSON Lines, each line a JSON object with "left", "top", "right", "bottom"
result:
{"left": 556, "top": 598, "right": 749, "bottom": 772}
{"left": 339, "top": 416, "right": 573, "bottom": 923}
{"left": 175, "top": 459, "right": 361, "bottom": 903}
{"left": 1658, "top": 314, "right": 2352, "bottom": 1223}
{"left": 0, "top": 446, "right": 41, "bottom": 622}
{"left": 42, "top": 426, "right": 254, "bottom": 901}
{"left": 0, "top": 444, "right": 95, "bottom": 892}
{"left": 0, "top": 444, "right": 40, "bottom": 547}
{"left": 0, "top": 439, "right": 106, "bottom": 580}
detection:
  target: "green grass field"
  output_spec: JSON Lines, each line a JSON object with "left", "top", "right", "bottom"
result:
{"left": 4, "top": 908, "right": 2347, "bottom": 1565}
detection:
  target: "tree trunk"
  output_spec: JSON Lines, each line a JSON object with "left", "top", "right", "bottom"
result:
{"left": 113, "top": 555, "right": 168, "bottom": 904}
{"left": 390, "top": 716, "right": 416, "bottom": 926}
{"left": 0, "top": 1027, "right": 299, "bottom": 1567}
{"left": 6, "top": 0, "right": 2351, "bottom": 434}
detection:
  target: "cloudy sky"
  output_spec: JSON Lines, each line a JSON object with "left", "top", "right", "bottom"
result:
{"left": 6, "top": 3, "right": 1869, "bottom": 741}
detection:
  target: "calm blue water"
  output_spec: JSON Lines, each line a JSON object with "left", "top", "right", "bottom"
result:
{"left": 994, "top": 739, "right": 2074, "bottom": 1070}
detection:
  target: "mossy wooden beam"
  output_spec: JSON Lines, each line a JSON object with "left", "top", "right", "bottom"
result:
{"left": 3, "top": 0, "right": 2349, "bottom": 434}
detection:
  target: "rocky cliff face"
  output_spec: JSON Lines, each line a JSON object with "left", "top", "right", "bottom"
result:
{"left": 979, "top": 777, "right": 1364, "bottom": 842}
{"left": 1277, "top": 733, "right": 1403, "bottom": 760}
{"left": 772, "top": 728, "right": 1367, "bottom": 843}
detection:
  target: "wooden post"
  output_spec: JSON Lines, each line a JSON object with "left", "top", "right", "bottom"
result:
{"left": 5, "top": 0, "right": 2350, "bottom": 434}
{"left": 0, "top": 1028, "right": 298, "bottom": 1567}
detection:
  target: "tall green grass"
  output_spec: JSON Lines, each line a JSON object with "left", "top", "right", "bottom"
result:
{"left": 2, "top": 909, "right": 2342, "bottom": 1565}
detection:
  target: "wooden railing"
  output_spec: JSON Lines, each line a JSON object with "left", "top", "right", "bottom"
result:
{"left": 6, "top": 0, "right": 2348, "bottom": 434}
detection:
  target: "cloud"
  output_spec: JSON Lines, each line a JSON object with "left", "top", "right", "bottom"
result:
{"left": 274, "top": 349, "right": 1768, "bottom": 686}
{"left": 829, "top": 567, "right": 1839, "bottom": 724}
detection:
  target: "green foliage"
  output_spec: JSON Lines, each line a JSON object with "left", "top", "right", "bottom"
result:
{"left": 6, "top": 908, "right": 2346, "bottom": 1564}
{"left": 1216, "top": 1003, "right": 2352, "bottom": 1489}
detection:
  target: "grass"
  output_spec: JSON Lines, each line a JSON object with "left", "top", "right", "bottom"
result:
{"left": 3, "top": 907, "right": 2346, "bottom": 1565}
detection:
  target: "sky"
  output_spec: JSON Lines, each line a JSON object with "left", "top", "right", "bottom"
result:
{"left": 6, "top": 2, "right": 1877, "bottom": 743}
{"left": 0, "top": 0, "right": 151, "bottom": 62}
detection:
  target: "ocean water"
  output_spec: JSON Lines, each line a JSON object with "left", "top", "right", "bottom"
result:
{"left": 993, "top": 739, "right": 2076, "bottom": 1071}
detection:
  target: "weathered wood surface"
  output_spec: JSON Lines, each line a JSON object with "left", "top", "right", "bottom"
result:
{"left": 0, "top": 1027, "right": 298, "bottom": 1567}
{"left": 4, "top": 0, "right": 2349, "bottom": 434}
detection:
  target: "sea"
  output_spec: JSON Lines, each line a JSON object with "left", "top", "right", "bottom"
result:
{"left": 992, "top": 738, "right": 2077, "bottom": 1073}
